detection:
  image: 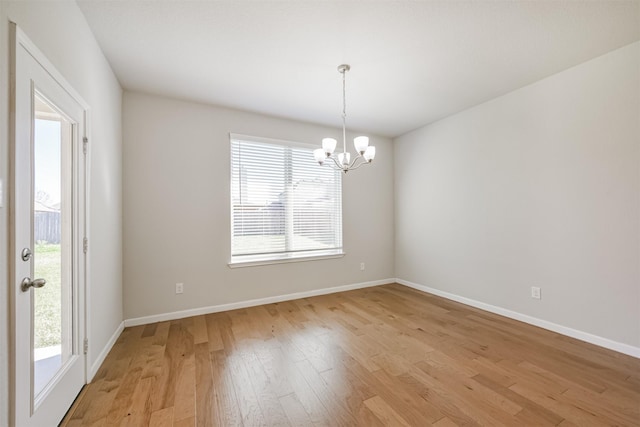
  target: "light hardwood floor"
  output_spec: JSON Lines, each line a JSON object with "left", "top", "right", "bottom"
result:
{"left": 62, "top": 283, "right": 640, "bottom": 426}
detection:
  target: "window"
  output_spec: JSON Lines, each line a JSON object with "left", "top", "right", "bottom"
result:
{"left": 230, "top": 134, "right": 343, "bottom": 266}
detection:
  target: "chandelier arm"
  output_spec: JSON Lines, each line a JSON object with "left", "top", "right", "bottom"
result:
{"left": 347, "top": 152, "right": 364, "bottom": 169}
{"left": 347, "top": 157, "right": 370, "bottom": 171}
{"left": 327, "top": 155, "right": 344, "bottom": 170}
{"left": 349, "top": 155, "right": 367, "bottom": 170}
{"left": 323, "top": 162, "right": 342, "bottom": 172}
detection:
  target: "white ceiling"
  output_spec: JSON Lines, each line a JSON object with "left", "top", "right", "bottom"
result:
{"left": 77, "top": 1, "right": 640, "bottom": 138}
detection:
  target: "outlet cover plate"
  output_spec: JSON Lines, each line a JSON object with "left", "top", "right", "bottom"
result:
{"left": 531, "top": 286, "right": 541, "bottom": 300}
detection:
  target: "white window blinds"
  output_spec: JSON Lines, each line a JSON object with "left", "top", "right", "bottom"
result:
{"left": 230, "top": 134, "right": 343, "bottom": 264}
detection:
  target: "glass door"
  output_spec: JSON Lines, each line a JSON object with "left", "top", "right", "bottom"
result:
{"left": 11, "top": 23, "right": 88, "bottom": 427}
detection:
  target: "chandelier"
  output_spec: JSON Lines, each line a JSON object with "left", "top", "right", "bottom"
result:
{"left": 313, "top": 64, "right": 376, "bottom": 173}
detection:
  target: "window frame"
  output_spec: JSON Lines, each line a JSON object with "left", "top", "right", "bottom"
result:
{"left": 228, "top": 133, "right": 344, "bottom": 268}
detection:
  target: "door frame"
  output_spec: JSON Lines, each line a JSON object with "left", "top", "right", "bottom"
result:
{"left": 8, "top": 22, "right": 91, "bottom": 425}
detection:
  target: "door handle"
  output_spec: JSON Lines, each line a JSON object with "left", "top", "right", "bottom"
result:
{"left": 21, "top": 277, "right": 46, "bottom": 292}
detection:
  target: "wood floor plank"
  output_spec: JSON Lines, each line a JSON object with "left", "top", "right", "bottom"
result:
{"left": 394, "top": 370, "right": 481, "bottom": 426}
{"left": 254, "top": 342, "right": 296, "bottom": 398}
{"left": 203, "top": 313, "right": 224, "bottom": 352}
{"left": 194, "top": 343, "right": 213, "bottom": 426}
{"left": 473, "top": 373, "right": 563, "bottom": 426}
{"left": 508, "top": 382, "right": 612, "bottom": 426}
{"left": 121, "top": 376, "right": 153, "bottom": 426}
{"left": 173, "top": 351, "right": 196, "bottom": 423}
{"left": 319, "top": 362, "right": 377, "bottom": 417}
{"left": 289, "top": 330, "right": 335, "bottom": 373}
{"left": 432, "top": 417, "right": 459, "bottom": 427}
{"left": 318, "top": 330, "right": 381, "bottom": 372}
{"left": 276, "top": 355, "right": 329, "bottom": 425}
{"left": 190, "top": 315, "right": 208, "bottom": 345}
{"left": 216, "top": 312, "right": 238, "bottom": 356}
{"left": 294, "top": 359, "right": 359, "bottom": 426}
{"left": 355, "top": 405, "right": 387, "bottom": 427}
{"left": 328, "top": 344, "right": 442, "bottom": 426}
{"left": 372, "top": 368, "right": 444, "bottom": 423}
{"left": 62, "top": 283, "right": 640, "bottom": 426}
{"left": 227, "top": 350, "right": 268, "bottom": 425}
{"left": 562, "top": 386, "right": 639, "bottom": 425}
{"left": 241, "top": 345, "right": 290, "bottom": 425}
{"left": 105, "top": 365, "right": 144, "bottom": 423}
{"left": 149, "top": 322, "right": 187, "bottom": 412}
{"left": 149, "top": 407, "right": 174, "bottom": 427}
{"left": 210, "top": 349, "right": 243, "bottom": 426}
{"left": 279, "top": 392, "right": 314, "bottom": 426}
{"left": 363, "top": 395, "right": 412, "bottom": 427}
{"left": 141, "top": 322, "right": 158, "bottom": 338}
{"left": 173, "top": 416, "right": 195, "bottom": 427}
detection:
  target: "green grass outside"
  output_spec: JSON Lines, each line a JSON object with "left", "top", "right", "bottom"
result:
{"left": 34, "top": 243, "right": 62, "bottom": 349}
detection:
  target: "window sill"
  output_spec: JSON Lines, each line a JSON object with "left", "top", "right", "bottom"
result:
{"left": 228, "top": 251, "right": 345, "bottom": 268}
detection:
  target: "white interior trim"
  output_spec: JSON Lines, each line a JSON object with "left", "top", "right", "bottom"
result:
{"left": 124, "top": 278, "right": 393, "bottom": 327}
{"left": 230, "top": 132, "right": 317, "bottom": 149}
{"left": 88, "top": 321, "right": 123, "bottom": 382}
{"left": 396, "top": 278, "right": 640, "bottom": 359}
{"left": 228, "top": 252, "right": 345, "bottom": 268}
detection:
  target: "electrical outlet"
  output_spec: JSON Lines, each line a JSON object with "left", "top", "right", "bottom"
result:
{"left": 360, "top": 262, "right": 365, "bottom": 271}
{"left": 175, "top": 283, "right": 184, "bottom": 294}
{"left": 531, "top": 286, "right": 541, "bottom": 300}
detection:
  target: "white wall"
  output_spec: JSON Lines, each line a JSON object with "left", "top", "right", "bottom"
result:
{"left": 0, "top": 2, "right": 123, "bottom": 423}
{"left": 122, "top": 92, "right": 394, "bottom": 321}
{"left": 395, "top": 42, "right": 640, "bottom": 350}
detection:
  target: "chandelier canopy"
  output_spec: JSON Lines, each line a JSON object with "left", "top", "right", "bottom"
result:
{"left": 313, "top": 64, "right": 376, "bottom": 173}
